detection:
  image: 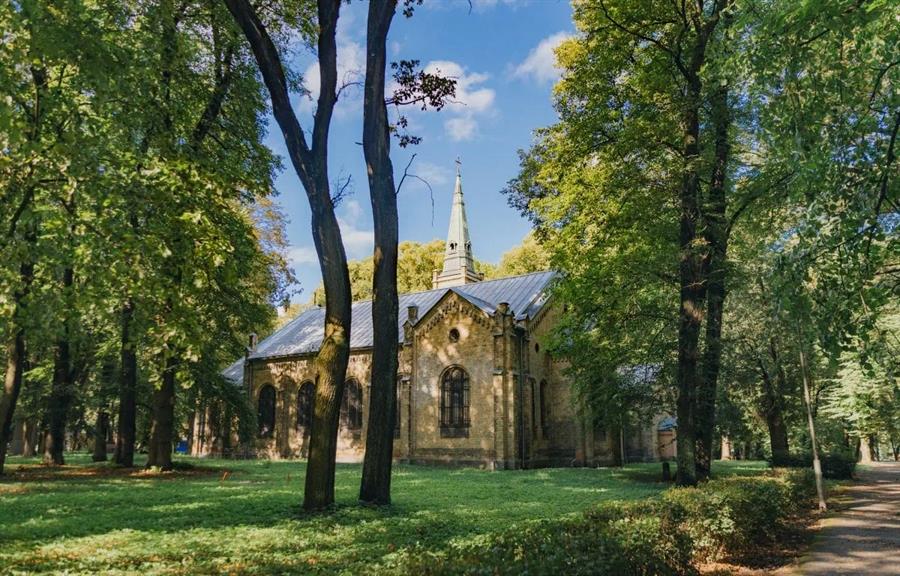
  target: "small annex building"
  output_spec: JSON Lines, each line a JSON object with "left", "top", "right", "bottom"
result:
{"left": 207, "top": 167, "right": 672, "bottom": 468}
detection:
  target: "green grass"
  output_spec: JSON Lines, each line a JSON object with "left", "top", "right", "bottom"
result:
{"left": 0, "top": 455, "right": 768, "bottom": 575}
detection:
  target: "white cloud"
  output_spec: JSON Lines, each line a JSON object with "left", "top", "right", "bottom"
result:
{"left": 423, "top": 60, "right": 496, "bottom": 141}
{"left": 286, "top": 200, "right": 374, "bottom": 268}
{"left": 412, "top": 161, "right": 451, "bottom": 187}
{"left": 445, "top": 117, "right": 477, "bottom": 141}
{"left": 514, "top": 32, "right": 571, "bottom": 84}
{"left": 298, "top": 13, "right": 365, "bottom": 119}
{"left": 337, "top": 199, "right": 374, "bottom": 259}
{"left": 287, "top": 245, "right": 318, "bottom": 267}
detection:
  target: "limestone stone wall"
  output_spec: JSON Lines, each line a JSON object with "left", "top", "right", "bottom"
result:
{"left": 525, "top": 301, "right": 580, "bottom": 465}
{"left": 407, "top": 292, "right": 498, "bottom": 465}
{"left": 248, "top": 352, "right": 375, "bottom": 460}
{"left": 219, "top": 291, "right": 671, "bottom": 468}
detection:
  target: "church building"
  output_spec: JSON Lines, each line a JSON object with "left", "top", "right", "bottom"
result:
{"left": 212, "top": 167, "right": 671, "bottom": 468}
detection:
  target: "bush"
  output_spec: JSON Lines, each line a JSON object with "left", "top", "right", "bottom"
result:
{"left": 393, "top": 470, "right": 818, "bottom": 575}
{"left": 395, "top": 501, "right": 694, "bottom": 576}
{"left": 777, "top": 467, "right": 818, "bottom": 513}
{"left": 661, "top": 487, "right": 734, "bottom": 562}
{"left": 704, "top": 478, "right": 787, "bottom": 553}
{"left": 776, "top": 452, "right": 857, "bottom": 479}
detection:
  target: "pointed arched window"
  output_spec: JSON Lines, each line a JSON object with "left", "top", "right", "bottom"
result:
{"left": 540, "top": 379, "right": 549, "bottom": 437}
{"left": 297, "top": 381, "right": 314, "bottom": 432}
{"left": 257, "top": 385, "right": 276, "bottom": 438}
{"left": 340, "top": 379, "right": 363, "bottom": 434}
{"left": 440, "top": 366, "right": 470, "bottom": 438}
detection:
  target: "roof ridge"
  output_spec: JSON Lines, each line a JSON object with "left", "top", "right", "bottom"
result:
{"left": 284, "top": 269, "right": 556, "bottom": 312}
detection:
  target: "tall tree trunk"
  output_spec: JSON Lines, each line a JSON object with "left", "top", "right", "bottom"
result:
{"left": 0, "top": 253, "right": 36, "bottom": 475}
{"left": 147, "top": 355, "right": 177, "bottom": 471}
{"left": 675, "top": 73, "right": 705, "bottom": 486}
{"left": 44, "top": 266, "right": 75, "bottom": 465}
{"left": 225, "top": 0, "right": 351, "bottom": 511}
{"left": 359, "top": 0, "right": 399, "bottom": 506}
{"left": 763, "top": 395, "right": 790, "bottom": 466}
{"left": 93, "top": 410, "right": 109, "bottom": 462}
{"left": 608, "top": 426, "right": 623, "bottom": 467}
{"left": 859, "top": 436, "right": 874, "bottom": 463}
{"left": 671, "top": 4, "right": 726, "bottom": 486}
{"left": 696, "top": 79, "right": 731, "bottom": 480}
{"left": 798, "top": 337, "right": 827, "bottom": 511}
{"left": 22, "top": 419, "right": 37, "bottom": 457}
{"left": 115, "top": 300, "right": 137, "bottom": 466}
{"left": 758, "top": 340, "right": 790, "bottom": 465}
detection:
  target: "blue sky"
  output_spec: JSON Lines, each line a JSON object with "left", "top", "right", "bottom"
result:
{"left": 267, "top": 0, "right": 574, "bottom": 302}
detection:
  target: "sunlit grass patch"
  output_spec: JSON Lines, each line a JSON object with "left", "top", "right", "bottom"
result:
{"left": 0, "top": 455, "right": 769, "bottom": 575}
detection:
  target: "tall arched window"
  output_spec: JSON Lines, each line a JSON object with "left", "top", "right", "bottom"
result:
{"left": 440, "top": 366, "right": 470, "bottom": 438}
{"left": 394, "top": 377, "right": 402, "bottom": 439}
{"left": 258, "top": 385, "right": 276, "bottom": 438}
{"left": 340, "top": 379, "right": 363, "bottom": 435}
{"left": 296, "top": 381, "right": 314, "bottom": 432}
{"left": 540, "top": 380, "right": 549, "bottom": 437}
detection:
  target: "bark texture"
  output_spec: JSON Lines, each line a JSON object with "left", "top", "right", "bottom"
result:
{"left": 758, "top": 344, "right": 790, "bottom": 466}
{"left": 44, "top": 266, "right": 75, "bottom": 465}
{"left": 672, "top": 2, "right": 725, "bottom": 486}
{"left": 147, "top": 356, "right": 177, "bottom": 470}
{"left": 115, "top": 300, "right": 137, "bottom": 466}
{"left": 359, "top": 0, "right": 400, "bottom": 506}
{"left": 696, "top": 77, "right": 731, "bottom": 480}
{"left": 675, "top": 68, "right": 706, "bottom": 487}
{"left": 93, "top": 410, "right": 109, "bottom": 462}
{"left": 0, "top": 256, "right": 35, "bottom": 475}
{"left": 224, "top": 0, "right": 351, "bottom": 510}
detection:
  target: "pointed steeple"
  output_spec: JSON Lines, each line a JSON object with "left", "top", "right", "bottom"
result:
{"left": 433, "top": 160, "right": 484, "bottom": 289}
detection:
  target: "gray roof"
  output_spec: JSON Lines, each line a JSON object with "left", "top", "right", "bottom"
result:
{"left": 223, "top": 271, "right": 556, "bottom": 381}
{"left": 658, "top": 416, "right": 677, "bottom": 431}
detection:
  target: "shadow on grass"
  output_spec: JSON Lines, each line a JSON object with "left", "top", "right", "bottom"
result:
{"left": 0, "top": 456, "right": 771, "bottom": 575}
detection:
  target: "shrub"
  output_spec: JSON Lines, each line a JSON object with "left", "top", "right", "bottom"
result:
{"left": 776, "top": 452, "right": 857, "bottom": 479}
{"left": 654, "top": 471, "right": 817, "bottom": 564}
{"left": 392, "top": 469, "right": 818, "bottom": 575}
{"left": 661, "top": 487, "right": 735, "bottom": 562}
{"left": 394, "top": 501, "right": 695, "bottom": 576}
{"left": 777, "top": 467, "right": 818, "bottom": 513}
{"left": 704, "top": 478, "right": 787, "bottom": 553}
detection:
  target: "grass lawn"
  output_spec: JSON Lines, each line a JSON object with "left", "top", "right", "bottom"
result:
{"left": 0, "top": 454, "right": 768, "bottom": 575}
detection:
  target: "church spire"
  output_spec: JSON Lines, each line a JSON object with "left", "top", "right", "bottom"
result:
{"left": 432, "top": 159, "right": 483, "bottom": 289}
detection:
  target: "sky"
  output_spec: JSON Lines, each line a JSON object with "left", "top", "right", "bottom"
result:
{"left": 267, "top": 0, "right": 574, "bottom": 303}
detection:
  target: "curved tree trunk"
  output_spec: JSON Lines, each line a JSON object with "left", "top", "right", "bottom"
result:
{"left": 359, "top": 0, "right": 399, "bottom": 506}
{"left": 224, "top": 0, "right": 351, "bottom": 511}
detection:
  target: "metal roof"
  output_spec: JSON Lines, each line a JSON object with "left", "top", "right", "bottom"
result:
{"left": 223, "top": 271, "right": 556, "bottom": 380}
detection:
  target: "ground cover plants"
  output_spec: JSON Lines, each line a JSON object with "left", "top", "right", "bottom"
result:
{"left": 0, "top": 456, "right": 769, "bottom": 575}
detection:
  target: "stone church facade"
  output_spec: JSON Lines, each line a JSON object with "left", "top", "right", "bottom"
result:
{"left": 209, "top": 169, "right": 671, "bottom": 468}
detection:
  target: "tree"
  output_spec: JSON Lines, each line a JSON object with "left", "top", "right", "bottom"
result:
{"left": 226, "top": 0, "right": 353, "bottom": 510}
{"left": 490, "top": 232, "right": 550, "bottom": 278}
{"left": 1, "top": 0, "right": 289, "bottom": 474}
{"left": 505, "top": 0, "right": 737, "bottom": 485}
{"left": 358, "top": 0, "right": 400, "bottom": 506}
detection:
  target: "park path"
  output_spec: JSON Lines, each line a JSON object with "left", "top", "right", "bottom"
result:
{"left": 798, "top": 462, "right": 900, "bottom": 576}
